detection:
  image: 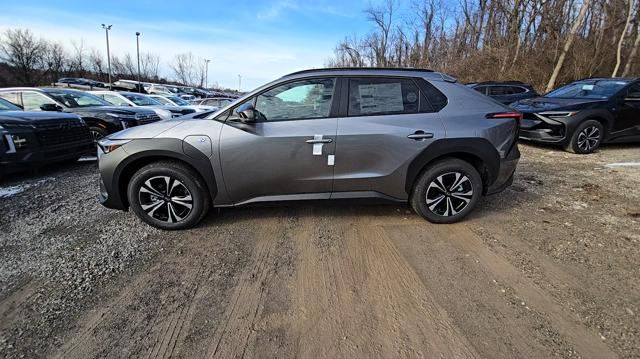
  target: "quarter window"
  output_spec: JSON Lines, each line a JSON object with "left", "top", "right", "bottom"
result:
{"left": 348, "top": 78, "right": 420, "bottom": 116}
{"left": 255, "top": 78, "right": 336, "bottom": 121}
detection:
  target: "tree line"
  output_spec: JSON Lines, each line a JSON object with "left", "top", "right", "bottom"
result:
{"left": 0, "top": 28, "right": 212, "bottom": 88}
{"left": 328, "top": 0, "right": 640, "bottom": 92}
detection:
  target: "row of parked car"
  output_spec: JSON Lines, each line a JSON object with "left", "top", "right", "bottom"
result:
{"left": 0, "top": 86, "right": 236, "bottom": 176}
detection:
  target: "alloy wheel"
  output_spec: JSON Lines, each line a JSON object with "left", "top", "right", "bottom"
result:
{"left": 90, "top": 130, "right": 104, "bottom": 144}
{"left": 138, "top": 176, "right": 193, "bottom": 223}
{"left": 425, "top": 172, "right": 474, "bottom": 217}
{"left": 577, "top": 126, "right": 600, "bottom": 152}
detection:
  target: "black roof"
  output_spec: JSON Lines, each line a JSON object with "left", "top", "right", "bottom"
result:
{"left": 468, "top": 81, "right": 530, "bottom": 86}
{"left": 286, "top": 67, "right": 435, "bottom": 76}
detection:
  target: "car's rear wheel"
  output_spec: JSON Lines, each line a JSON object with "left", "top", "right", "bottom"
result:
{"left": 411, "top": 158, "right": 483, "bottom": 224}
{"left": 127, "top": 161, "right": 210, "bottom": 230}
{"left": 565, "top": 120, "right": 603, "bottom": 154}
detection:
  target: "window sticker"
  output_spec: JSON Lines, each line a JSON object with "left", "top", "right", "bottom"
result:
{"left": 406, "top": 92, "right": 418, "bottom": 103}
{"left": 358, "top": 82, "right": 404, "bottom": 114}
{"left": 582, "top": 84, "right": 594, "bottom": 91}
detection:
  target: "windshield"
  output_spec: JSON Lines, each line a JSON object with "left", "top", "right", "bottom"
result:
{"left": 168, "top": 96, "right": 189, "bottom": 105}
{"left": 46, "top": 90, "right": 110, "bottom": 108}
{"left": 122, "top": 93, "right": 161, "bottom": 106}
{"left": 152, "top": 96, "right": 171, "bottom": 105}
{"left": 545, "top": 80, "right": 628, "bottom": 99}
{"left": 0, "top": 97, "right": 21, "bottom": 111}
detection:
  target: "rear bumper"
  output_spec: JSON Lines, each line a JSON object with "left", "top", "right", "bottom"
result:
{"left": 486, "top": 143, "right": 519, "bottom": 195}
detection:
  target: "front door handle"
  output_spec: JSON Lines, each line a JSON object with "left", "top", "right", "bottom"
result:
{"left": 407, "top": 131, "right": 434, "bottom": 140}
{"left": 306, "top": 138, "right": 333, "bottom": 144}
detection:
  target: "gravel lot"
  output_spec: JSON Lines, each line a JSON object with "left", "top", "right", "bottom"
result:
{"left": 0, "top": 143, "right": 638, "bottom": 358}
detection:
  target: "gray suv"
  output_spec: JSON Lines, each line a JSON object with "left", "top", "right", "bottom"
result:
{"left": 97, "top": 68, "right": 520, "bottom": 230}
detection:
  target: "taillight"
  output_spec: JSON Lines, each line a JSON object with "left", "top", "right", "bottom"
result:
{"left": 486, "top": 112, "right": 522, "bottom": 125}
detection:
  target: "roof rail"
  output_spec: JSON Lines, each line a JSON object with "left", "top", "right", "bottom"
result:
{"left": 285, "top": 67, "right": 436, "bottom": 76}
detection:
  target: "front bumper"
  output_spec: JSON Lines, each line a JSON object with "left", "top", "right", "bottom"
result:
{"left": 1, "top": 132, "right": 94, "bottom": 175}
{"left": 486, "top": 143, "right": 519, "bottom": 195}
{"left": 518, "top": 113, "right": 567, "bottom": 144}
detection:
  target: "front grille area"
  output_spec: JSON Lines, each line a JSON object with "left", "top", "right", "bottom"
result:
{"left": 33, "top": 119, "right": 91, "bottom": 147}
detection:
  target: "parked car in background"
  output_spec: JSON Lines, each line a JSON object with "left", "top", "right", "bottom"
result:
{"left": 0, "top": 88, "right": 161, "bottom": 142}
{"left": 467, "top": 81, "right": 538, "bottom": 104}
{"left": 92, "top": 91, "right": 196, "bottom": 120}
{"left": 0, "top": 97, "right": 94, "bottom": 175}
{"left": 58, "top": 78, "right": 105, "bottom": 88}
{"left": 147, "top": 84, "right": 173, "bottom": 96}
{"left": 511, "top": 78, "right": 640, "bottom": 153}
{"left": 97, "top": 68, "right": 520, "bottom": 230}
{"left": 148, "top": 94, "right": 217, "bottom": 113}
{"left": 192, "top": 97, "right": 236, "bottom": 108}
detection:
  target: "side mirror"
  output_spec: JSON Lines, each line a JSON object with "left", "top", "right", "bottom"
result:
{"left": 235, "top": 103, "right": 256, "bottom": 123}
{"left": 40, "top": 103, "right": 62, "bottom": 111}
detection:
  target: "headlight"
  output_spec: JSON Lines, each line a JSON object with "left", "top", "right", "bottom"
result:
{"left": 539, "top": 111, "right": 578, "bottom": 118}
{"left": 97, "top": 139, "right": 130, "bottom": 154}
{"left": 153, "top": 108, "right": 173, "bottom": 120}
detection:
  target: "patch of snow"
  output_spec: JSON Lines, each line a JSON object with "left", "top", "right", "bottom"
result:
{"left": 605, "top": 162, "right": 640, "bottom": 168}
{"left": 0, "top": 185, "right": 26, "bottom": 198}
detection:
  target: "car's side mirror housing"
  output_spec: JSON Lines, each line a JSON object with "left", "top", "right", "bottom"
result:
{"left": 235, "top": 103, "right": 256, "bottom": 123}
{"left": 40, "top": 103, "right": 62, "bottom": 111}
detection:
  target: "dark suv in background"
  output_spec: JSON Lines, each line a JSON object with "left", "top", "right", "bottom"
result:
{"left": 0, "top": 97, "right": 93, "bottom": 176}
{"left": 97, "top": 68, "right": 520, "bottom": 230}
{"left": 511, "top": 78, "right": 640, "bottom": 153}
{"left": 467, "top": 81, "right": 538, "bottom": 104}
{"left": 0, "top": 88, "right": 161, "bottom": 142}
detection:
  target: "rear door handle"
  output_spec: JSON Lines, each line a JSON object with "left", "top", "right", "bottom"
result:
{"left": 306, "top": 138, "right": 333, "bottom": 144}
{"left": 407, "top": 131, "right": 434, "bottom": 140}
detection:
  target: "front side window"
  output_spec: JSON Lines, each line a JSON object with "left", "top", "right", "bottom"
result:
{"left": 153, "top": 96, "right": 171, "bottom": 105}
{"left": 473, "top": 86, "right": 488, "bottom": 95}
{"left": 22, "top": 92, "right": 57, "bottom": 111}
{"left": 122, "top": 93, "right": 161, "bottom": 106}
{"left": 255, "top": 78, "right": 336, "bottom": 121}
{"left": 45, "top": 91, "right": 109, "bottom": 108}
{"left": 348, "top": 78, "right": 420, "bottom": 116}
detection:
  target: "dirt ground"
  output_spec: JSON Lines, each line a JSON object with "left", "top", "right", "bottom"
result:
{"left": 0, "top": 143, "right": 638, "bottom": 358}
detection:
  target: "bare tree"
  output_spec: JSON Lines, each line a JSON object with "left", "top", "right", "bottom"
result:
{"left": 0, "top": 28, "right": 46, "bottom": 85}
{"left": 623, "top": 25, "right": 640, "bottom": 76}
{"left": 613, "top": 0, "right": 636, "bottom": 76}
{"left": 546, "top": 0, "right": 592, "bottom": 92}
{"left": 43, "top": 42, "right": 67, "bottom": 84}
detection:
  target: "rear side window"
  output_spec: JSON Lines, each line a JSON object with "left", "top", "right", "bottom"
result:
{"left": 348, "top": 78, "right": 420, "bottom": 116}
{"left": 473, "top": 86, "right": 488, "bottom": 95}
{"left": 0, "top": 92, "right": 21, "bottom": 106}
{"left": 489, "top": 86, "right": 515, "bottom": 96}
{"left": 511, "top": 86, "right": 527, "bottom": 94}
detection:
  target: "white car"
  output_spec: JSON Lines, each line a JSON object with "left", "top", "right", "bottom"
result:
{"left": 146, "top": 84, "right": 173, "bottom": 96}
{"left": 91, "top": 90, "right": 196, "bottom": 120}
{"left": 148, "top": 94, "right": 216, "bottom": 113}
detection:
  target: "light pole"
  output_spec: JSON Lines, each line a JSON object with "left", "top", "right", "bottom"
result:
{"left": 204, "top": 59, "right": 211, "bottom": 89}
{"left": 238, "top": 74, "right": 241, "bottom": 92}
{"left": 101, "top": 24, "right": 113, "bottom": 88}
{"left": 136, "top": 32, "right": 141, "bottom": 91}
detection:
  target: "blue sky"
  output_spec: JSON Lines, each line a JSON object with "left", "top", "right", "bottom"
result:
{"left": 0, "top": 0, "right": 380, "bottom": 89}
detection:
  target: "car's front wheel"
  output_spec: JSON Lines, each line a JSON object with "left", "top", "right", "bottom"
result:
{"left": 565, "top": 119, "right": 604, "bottom": 154}
{"left": 127, "top": 161, "right": 210, "bottom": 230}
{"left": 411, "top": 158, "right": 483, "bottom": 224}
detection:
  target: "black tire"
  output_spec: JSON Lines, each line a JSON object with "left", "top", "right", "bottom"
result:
{"left": 564, "top": 120, "right": 604, "bottom": 154}
{"left": 410, "top": 158, "right": 483, "bottom": 224}
{"left": 127, "top": 161, "right": 210, "bottom": 230}
{"left": 89, "top": 127, "right": 109, "bottom": 145}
